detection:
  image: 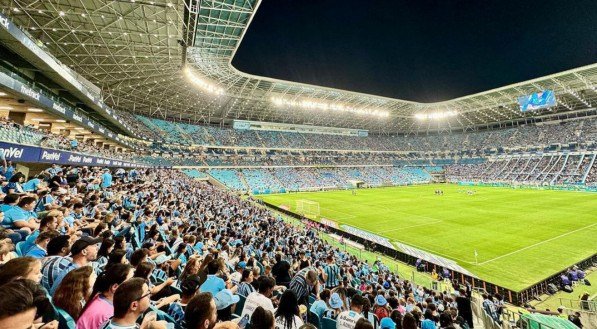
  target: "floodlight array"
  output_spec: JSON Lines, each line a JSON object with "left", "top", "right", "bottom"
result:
{"left": 184, "top": 67, "right": 225, "bottom": 96}
{"left": 270, "top": 96, "right": 390, "bottom": 118}
{"left": 414, "top": 110, "right": 458, "bottom": 120}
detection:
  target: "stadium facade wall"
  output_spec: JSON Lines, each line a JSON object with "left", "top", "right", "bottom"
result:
{"left": 262, "top": 201, "right": 597, "bottom": 306}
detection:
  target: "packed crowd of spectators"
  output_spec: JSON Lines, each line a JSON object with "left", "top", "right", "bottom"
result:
{"left": 124, "top": 115, "right": 597, "bottom": 153}
{"left": 0, "top": 117, "right": 140, "bottom": 162}
{"left": 0, "top": 163, "right": 481, "bottom": 329}
{"left": 446, "top": 153, "right": 597, "bottom": 185}
{"left": 206, "top": 167, "right": 433, "bottom": 193}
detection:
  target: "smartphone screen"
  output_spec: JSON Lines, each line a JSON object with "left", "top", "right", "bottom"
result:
{"left": 238, "top": 314, "right": 250, "bottom": 329}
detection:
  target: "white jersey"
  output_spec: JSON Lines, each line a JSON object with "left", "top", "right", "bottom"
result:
{"left": 275, "top": 315, "right": 303, "bottom": 329}
{"left": 337, "top": 310, "right": 363, "bottom": 329}
{"left": 241, "top": 292, "right": 275, "bottom": 318}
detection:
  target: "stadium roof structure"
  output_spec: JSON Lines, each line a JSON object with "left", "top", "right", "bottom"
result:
{"left": 1, "top": 0, "right": 596, "bottom": 134}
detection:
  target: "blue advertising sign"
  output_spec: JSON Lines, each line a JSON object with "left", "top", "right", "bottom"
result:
{"left": 0, "top": 141, "right": 148, "bottom": 168}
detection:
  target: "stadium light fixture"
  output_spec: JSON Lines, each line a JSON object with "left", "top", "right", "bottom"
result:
{"left": 270, "top": 96, "right": 390, "bottom": 118}
{"left": 184, "top": 67, "right": 224, "bottom": 96}
{"left": 414, "top": 110, "right": 458, "bottom": 120}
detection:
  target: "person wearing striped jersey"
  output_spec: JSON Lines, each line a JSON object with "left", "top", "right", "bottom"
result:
{"left": 323, "top": 255, "right": 341, "bottom": 289}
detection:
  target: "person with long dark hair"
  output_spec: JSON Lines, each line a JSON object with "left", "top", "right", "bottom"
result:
{"left": 96, "top": 238, "right": 115, "bottom": 268}
{"left": 274, "top": 289, "right": 304, "bottom": 329}
{"left": 251, "top": 306, "right": 275, "bottom": 329}
{"left": 2, "top": 172, "right": 25, "bottom": 194}
{"left": 401, "top": 313, "right": 417, "bottom": 329}
{"left": 77, "top": 263, "right": 134, "bottom": 329}
{"left": 53, "top": 266, "right": 96, "bottom": 320}
{"left": 237, "top": 268, "right": 256, "bottom": 297}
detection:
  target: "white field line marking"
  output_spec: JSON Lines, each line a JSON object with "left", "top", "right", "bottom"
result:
{"left": 478, "top": 222, "right": 597, "bottom": 265}
{"left": 383, "top": 220, "right": 443, "bottom": 232}
{"left": 319, "top": 206, "right": 357, "bottom": 220}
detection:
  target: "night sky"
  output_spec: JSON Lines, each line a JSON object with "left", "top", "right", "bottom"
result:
{"left": 232, "top": 0, "right": 597, "bottom": 103}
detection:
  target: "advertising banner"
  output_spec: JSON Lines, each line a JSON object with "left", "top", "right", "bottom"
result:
{"left": 0, "top": 141, "right": 147, "bottom": 168}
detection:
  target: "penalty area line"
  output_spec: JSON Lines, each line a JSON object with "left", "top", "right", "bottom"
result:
{"left": 477, "top": 222, "right": 597, "bottom": 266}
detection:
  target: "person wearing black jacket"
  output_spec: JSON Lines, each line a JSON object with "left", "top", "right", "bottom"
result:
{"left": 456, "top": 288, "right": 474, "bottom": 328}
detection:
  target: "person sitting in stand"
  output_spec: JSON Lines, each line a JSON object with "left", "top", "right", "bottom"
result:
{"left": 25, "top": 231, "right": 59, "bottom": 259}
{"left": 99, "top": 277, "right": 166, "bottom": 329}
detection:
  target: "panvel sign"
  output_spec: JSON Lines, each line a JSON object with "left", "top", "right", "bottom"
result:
{"left": 0, "top": 141, "right": 148, "bottom": 168}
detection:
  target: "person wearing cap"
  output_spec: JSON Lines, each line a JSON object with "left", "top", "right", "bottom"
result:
{"left": 337, "top": 294, "right": 365, "bottom": 329}
{"left": 379, "top": 317, "right": 396, "bottom": 329}
{"left": 49, "top": 236, "right": 102, "bottom": 295}
{"left": 214, "top": 289, "right": 240, "bottom": 321}
{"left": 230, "top": 262, "right": 245, "bottom": 283}
{"left": 327, "top": 292, "right": 344, "bottom": 319}
{"left": 168, "top": 275, "right": 202, "bottom": 326}
{"left": 373, "top": 295, "right": 390, "bottom": 320}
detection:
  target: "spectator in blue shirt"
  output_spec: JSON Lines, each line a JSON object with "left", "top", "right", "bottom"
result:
{"left": 310, "top": 289, "right": 331, "bottom": 319}
{"left": 46, "top": 164, "right": 62, "bottom": 177}
{"left": 3, "top": 161, "right": 15, "bottom": 180}
{"left": 21, "top": 214, "right": 59, "bottom": 255}
{"left": 2, "top": 196, "right": 40, "bottom": 233}
{"left": 2, "top": 172, "right": 25, "bottom": 194}
{"left": 0, "top": 193, "right": 19, "bottom": 213}
{"left": 200, "top": 259, "right": 226, "bottom": 295}
{"left": 22, "top": 174, "right": 45, "bottom": 192}
{"left": 101, "top": 169, "right": 112, "bottom": 189}
{"left": 26, "top": 231, "right": 59, "bottom": 259}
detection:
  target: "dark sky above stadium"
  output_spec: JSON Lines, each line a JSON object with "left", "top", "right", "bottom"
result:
{"left": 232, "top": 0, "right": 597, "bottom": 103}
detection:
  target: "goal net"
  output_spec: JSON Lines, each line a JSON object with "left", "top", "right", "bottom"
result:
{"left": 296, "top": 199, "right": 320, "bottom": 219}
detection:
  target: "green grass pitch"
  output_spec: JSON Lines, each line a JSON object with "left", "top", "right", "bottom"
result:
{"left": 258, "top": 184, "right": 597, "bottom": 291}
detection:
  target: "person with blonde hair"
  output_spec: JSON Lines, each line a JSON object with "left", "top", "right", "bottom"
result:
{"left": 53, "top": 266, "right": 97, "bottom": 320}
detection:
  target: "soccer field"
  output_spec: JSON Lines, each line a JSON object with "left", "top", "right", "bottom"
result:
{"left": 258, "top": 184, "right": 597, "bottom": 291}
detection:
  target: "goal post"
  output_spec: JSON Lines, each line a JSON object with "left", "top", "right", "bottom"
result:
{"left": 296, "top": 199, "right": 320, "bottom": 219}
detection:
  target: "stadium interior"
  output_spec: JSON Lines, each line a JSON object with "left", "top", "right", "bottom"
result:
{"left": 0, "top": 1, "right": 595, "bottom": 329}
